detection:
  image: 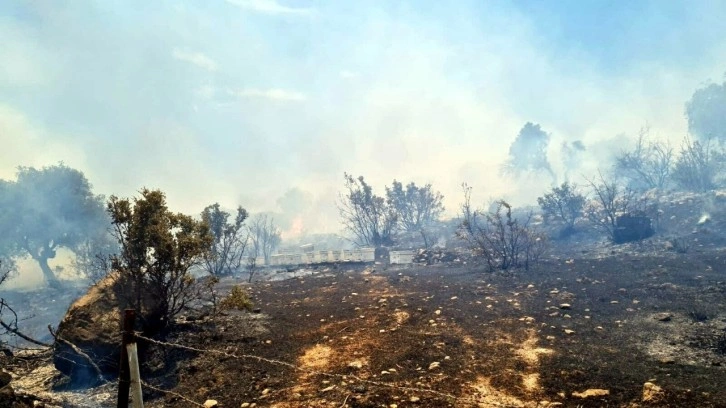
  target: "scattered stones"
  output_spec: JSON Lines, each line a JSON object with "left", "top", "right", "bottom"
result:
{"left": 572, "top": 388, "right": 610, "bottom": 398}
{"left": 428, "top": 361, "right": 441, "bottom": 370}
{"left": 203, "top": 399, "right": 218, "bottom": 407}
{"left": 348, "top": 361, "right": 364, "bottom": 369}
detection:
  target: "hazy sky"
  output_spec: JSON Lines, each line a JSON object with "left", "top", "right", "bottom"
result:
{"left": 2, "top": 0, "right": 726, "bottom": 235}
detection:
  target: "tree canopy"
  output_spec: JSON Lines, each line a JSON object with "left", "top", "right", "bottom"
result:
{"left": 686, "top": 80, "right": 726, "bottom": 143}
{"left": 0, "top": 164, "right": 108, "bottom": 287}
{"left": 108, "top": 189, "right": 213, "bottom": 331}
{"left": 502, "top": 122, "right": 556, "bottom": 182}
{"left": 201, "top": 203, "right": 249, "bottom": 276}
{"left": 385, "top": 181, "right": 444, "bottom": 232}
{"left": 338, "top": 174, "right": 397, "bottom": 247}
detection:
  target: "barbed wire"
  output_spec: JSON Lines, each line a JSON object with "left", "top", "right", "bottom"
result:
{"left": 140, "top": 380, "right": 207, "bottom": 407}
{"left": 133, "top": 332, "right": 461, "bottom": 401}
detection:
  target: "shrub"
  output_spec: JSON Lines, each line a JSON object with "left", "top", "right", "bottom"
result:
{"left": 585, "top": 172, "right": 654, "bottom": 243}
{"left": 537, "top": 182, "right": 586, "bottom": 238}
{"left": 220, "top": 285, "right": 253, "bottom": 312}
{"left": 614, "top": 127, "right": 673, "bottom": 190}
{"left": 671, "top": 136, "right": 724, "bottom": 192}
{"left": 458, "top": 185, "right": 547, "bottom": 272}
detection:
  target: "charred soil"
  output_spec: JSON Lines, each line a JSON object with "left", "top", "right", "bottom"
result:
{"left": 131, "top": 246, "right": 726, "bottom": 408}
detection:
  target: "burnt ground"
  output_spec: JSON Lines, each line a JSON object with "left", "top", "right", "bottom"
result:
{"left": 5, "top": 190, "right": 726, "bottom": 407}
{"left": 131, "top": 246, "right": 726, "bottom": 408}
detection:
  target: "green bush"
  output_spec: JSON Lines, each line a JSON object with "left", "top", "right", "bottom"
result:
{"left": 220, "top": 285, "right": 253, "bottom": 312}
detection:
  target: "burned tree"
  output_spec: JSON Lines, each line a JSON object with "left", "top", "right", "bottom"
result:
{"left": 502, "top": 122, "right": 556, "bottom": 183}
{"left": 537, "top": 182, "right": 586, "bottom": 238}
{"left": 585, "top": 172, "right": 654, "bottom": 243}
{"left": 0, "top": 164, "right": 109, "bottom": 288}
{"left": 247, "top": 214, "right": 281, "bottom": 266}
{"left": 107, "top": 189, "right": 213, "bottom": 331}
{"left": 614, "top": 127, "right": 673, "bottom": 190}
{"left": 386, "top": 180, "right": 444, "bottom": 248}
{"left": 201, "top": 203, "right": 249, "bottom": 276}
{"left": 671, "top": 136, "right": 724, "bottom": 192}
{"left": 457, "top": 185, "right": 547, "bottom": 272}
{"left": 339, "top": 173, "right": 397, "bottom": 247}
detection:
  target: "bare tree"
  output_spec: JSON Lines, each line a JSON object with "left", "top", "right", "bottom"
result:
{"left": 457, "top": 184, "right": 547, "bottom": 272}
{"left": 338, "top": 173, "right": 397, "bottom": 247}
{"left": 614, "top": 127, "right": 673, "bottom": 190}
{"left": 201, "top": 203, "right": 249, "bottom": 277}
{"left": 248, "top": 214, "right": 281, "bottom": 265}
{"left": 585, "top": 171, "right": 652, "bottom": 242}
{"left": 671, "top": 135, "right": 724, "bottom": 192}
{"left": 245, "top": 256, "right": 257, "bottom": 283}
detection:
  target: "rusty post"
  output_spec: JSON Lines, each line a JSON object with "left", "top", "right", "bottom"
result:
{"left": 117, "top": 309, "right": 135, "bottom": 407}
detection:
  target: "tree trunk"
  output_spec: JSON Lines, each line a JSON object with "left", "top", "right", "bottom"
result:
{"left": 36, "top": 255, "right": 61, "bottom": 288}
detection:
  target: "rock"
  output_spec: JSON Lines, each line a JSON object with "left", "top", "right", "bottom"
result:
{"left": 642, "top": 382, "right": 664, "bottom": 402}
{"left": 559, "top": 303, "right": 571, "bottom": 310}
{"left": 572, "top": 389, "right": 610, "bottom": 398}
{"left": 53, "top": 274, "right": 122, "bottom": 387}
{"left": 564, "top": 329, "right": 575, "bottom": 335}
{"left": 0, "top": 370, "right": 10, "bottom": 388}
{"left": 613, "top": 213, "right": 654, "bottom": 243}
{"left": 428, "top": 361, "right": 440, "bottom": 370}
{"left": 409, "top": 396, "right": 420, "bottom": 402}
{"left": 348, "top": 361, "right": 364, "bottom": 369}
{"left": 240, "top": 403, "right": 250, "bottom": 408}
{"left": 654, "top": 313, "right": 673, "bottom": 322}
{"left": 203, "top": 400, "right": 219, "bottom": 408}
{"left": 0, "top": 384, "right": 17, "bottom": 406}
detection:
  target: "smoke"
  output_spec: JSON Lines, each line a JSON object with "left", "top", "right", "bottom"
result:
{"left": 1, "top": 1, "right": 726, "bottom": 235}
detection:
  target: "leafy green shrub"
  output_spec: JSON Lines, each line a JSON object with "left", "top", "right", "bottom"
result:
{"left": 220, "top": 285, "right": 253, "bottom": 312}
{"left": 537, "top": 182, "right": 585, "bottom": 238}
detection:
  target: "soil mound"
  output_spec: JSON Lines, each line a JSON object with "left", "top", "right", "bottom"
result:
{"left": 52, "top": 275, "right": 121, "bottom": 387}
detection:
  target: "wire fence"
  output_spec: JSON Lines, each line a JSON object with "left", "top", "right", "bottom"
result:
{"left": 2, "top": 326, "right": 527, "bottom": 407}
{"left": 133, "top": 332, "right": 464, "bottom": 405}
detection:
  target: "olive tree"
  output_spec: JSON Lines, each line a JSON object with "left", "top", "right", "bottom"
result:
{"left": 107, "top": 189, "right": 213, "bottom": 332}
{"left": 686, "top": 79, "right": 726, "bottom": 143}
{"left": 537, "top": 182, "right": 586, "bottom": 238}
{"left": 386, "top": 180, "right": 444, "bottom": 248}
{"left": 0, "top": 164, "right": 109, "bottom": 287}
{"left": 201, "top": 203, "right": 249, "bottom": 276}
{"left": 501, "top": 122, "right": 556, "bottom": 183}
{"left": 339, "top": 173, "right": 397, "bottom": 247}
